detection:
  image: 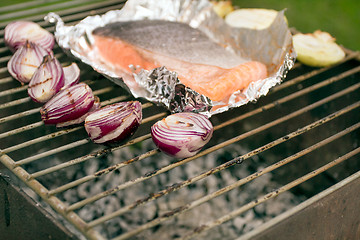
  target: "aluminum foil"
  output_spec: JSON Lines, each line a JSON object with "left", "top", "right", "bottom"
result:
{"left": 46, "top": 0, "right": 295, "bottom": 117}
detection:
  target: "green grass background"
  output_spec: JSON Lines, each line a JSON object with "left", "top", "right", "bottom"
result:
{"left": 1, "top": 0, "right": 359, "bottom": 51}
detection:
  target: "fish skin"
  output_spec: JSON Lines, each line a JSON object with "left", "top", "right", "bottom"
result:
{"left": 92, "top": 20, "right": 246, "bottom": 69}
{"left": 92, "top": 20, "right": 268, "bottom": 102}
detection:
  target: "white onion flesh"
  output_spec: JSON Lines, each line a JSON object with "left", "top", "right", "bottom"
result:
{"left": 28, "top": 55, "right": 64, "bottom": 103}
{"left": 7, "top": 41, "right": 49, "bottom": 84}
{"left": 62, "top": 62, "right": 80, "bottom": 89}
{"left": 85, "top": 101, "right": 142, "bottom": 144}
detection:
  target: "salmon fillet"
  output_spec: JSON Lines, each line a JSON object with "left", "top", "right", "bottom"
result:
{"left": 92, "top": 20, "right": 268, "bottom": 102}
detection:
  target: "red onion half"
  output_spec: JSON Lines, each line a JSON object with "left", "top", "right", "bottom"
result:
{"left": 28, "top": 55, "right": 64, "bottom": 103}
{"left": 40, "top": 83, "right": 95, "bottom": 125}
{"left": 4, "top": 21, "right": 55, "bottom": 52}
{"left": 62, "top": 62, "right": 80, "bottom": 89}
{"left": 7, "top": 41, "right": 49, "bottom": 84}
{"left": 151, "top": 112, "right": 213, "bottom": 158}
{"left": 84, "top": 101, "right": 142, "bottom": 144}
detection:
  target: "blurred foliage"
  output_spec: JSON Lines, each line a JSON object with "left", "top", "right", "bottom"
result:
{"left": 0, "top": 0, "right": 31, "bottom": 6}
{"left": 233, "top": 0, "right": 360, "bottom": 51}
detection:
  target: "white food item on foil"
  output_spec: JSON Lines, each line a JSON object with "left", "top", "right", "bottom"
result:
{"left": 46, "top": 0, "right": 295, "bottom": 116}
{"left": 293, "top": 30, "right": 345, "bottom": 67}
{"left": 225, "top": 8, "right": 280, "bottom": 30}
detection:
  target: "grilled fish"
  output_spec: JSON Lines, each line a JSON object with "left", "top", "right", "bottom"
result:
{"left": 92, "top": 20, "right": 267, "bottom": 102}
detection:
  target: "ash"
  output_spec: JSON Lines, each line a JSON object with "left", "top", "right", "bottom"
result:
{"left": 24, "top": 140, "right": 305, "bottom": 240}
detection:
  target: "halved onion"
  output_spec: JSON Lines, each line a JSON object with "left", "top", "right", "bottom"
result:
{"left": 151, "top": 112, "right": 213, "bottom": 159}
{"left": 40, "top": 83, "right": 95, "bottom": 125}
{"left": 225, "top": 8, "right": 279, "bottom": 29}
{"left": 7, "top": 41, "right": 49, "bottom": 84}
{"left": 4, "top": 21, "right": 55, "bottom": 52}
{"left": 293, "top": 30, "right": 345, "bottom": 67}
{"left": 84, "top": 101, "right": 142, "bottom": 144}
{"left": 28, "top": 55, "right": 64, "bottom": 103}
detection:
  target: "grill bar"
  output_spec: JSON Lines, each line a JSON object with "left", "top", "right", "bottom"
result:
{"left": 19, "top": 139, "right": 90, "bottom": 166}
{"left": 45, "top": 149, "right": 159, "bottom": 192}
{"left": 0, "top": 122, "right": 43, "bottom": 139}
{"left": 0, "top": 108, "right": 40, "bottom": 124}
{"left": 88, "top": 114, "right": 360, "bottom": 230}
{"left": 0, "top": 85, "right": 27, "bottom": 98}
{"left": 0, "top": 96, "right": 31, "bottom": 110}
{"left": 0, "top": 0, "right": 105, "bottom": 21}
{"left": 2, "top": 126, "right": 82, "bottom": 157}
{"left": 30, "top": 134, "right": 155, "bottom": 179}
{"left": 0, "top": 76, "right": 12, "bottom": 84}
{"left": 0, "top": 0, "right": 63, "bottom": 13}
{"left": 49, "top": 148, "right": 159, "bottom": 196}
{"left": 0, "top": 0, "right": 125, "bottom": 27}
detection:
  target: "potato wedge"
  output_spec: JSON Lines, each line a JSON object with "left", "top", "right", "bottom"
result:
{"left": 293, "top": 30, "right": 345, "bottom": 67}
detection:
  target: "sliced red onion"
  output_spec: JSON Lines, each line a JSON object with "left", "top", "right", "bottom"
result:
{"left": 28, "top": 55, "right": 64, "bottom": 103}
{"left": 84, "top": 101, "right": 142, "bottom": 144}
{"left": 151, "top": 112, "right": 213, "bottom": 158}
{"left": 40, "top": 83, "right": 95, "bottom": 125}
{"left": 4, "top": 21, "right": 55, "bottom": 52}
{"left": 7, "top": 41, "right": 49, "bottom": 84}
{"left": 56, "top": 96, "right": 101, "bottom": 128}
{"left": 62, "top": 62, "right": 80, "bottom": 89}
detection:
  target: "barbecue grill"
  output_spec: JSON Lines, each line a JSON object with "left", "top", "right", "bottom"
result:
{"left": 1, "top": 1, "right": 359, "bottom": 240}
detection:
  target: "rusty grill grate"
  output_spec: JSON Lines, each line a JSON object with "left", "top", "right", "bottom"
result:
{"left": 1, "top": 1, "right": 360, "bottom": 240}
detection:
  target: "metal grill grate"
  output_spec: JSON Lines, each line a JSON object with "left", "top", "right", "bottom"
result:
{"left": 1, "top": 1, "right": 360, "bottom": 240}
